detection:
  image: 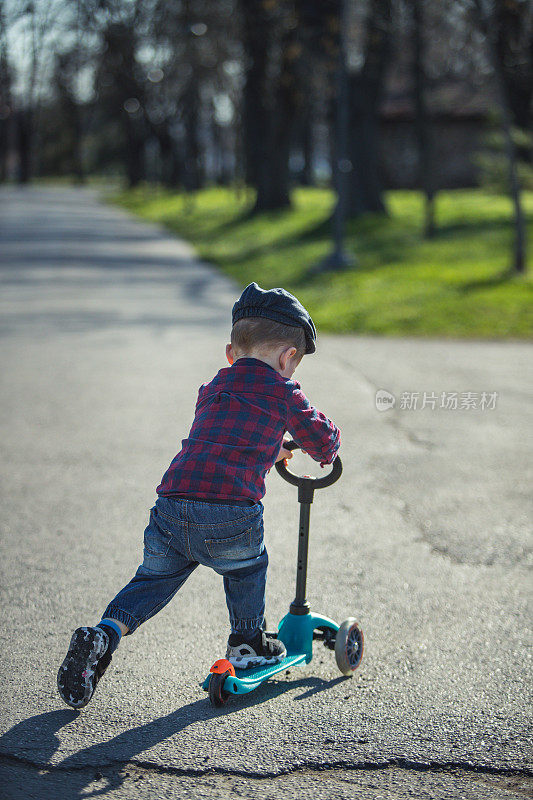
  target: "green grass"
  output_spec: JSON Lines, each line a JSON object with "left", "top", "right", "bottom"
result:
{"left": 109, "top": 184, "right": 533, "bottom": 338}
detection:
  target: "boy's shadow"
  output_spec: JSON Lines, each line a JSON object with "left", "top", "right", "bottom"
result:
{"left": 0, "top": 675, "right": 349, "bottom": 799}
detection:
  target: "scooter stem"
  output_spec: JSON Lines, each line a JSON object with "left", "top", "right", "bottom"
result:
{"left": 275, "top": 440, "right": 343, "bottom": 616}
{"left": 291, "top": 500, "right": 312, "bottom": 615}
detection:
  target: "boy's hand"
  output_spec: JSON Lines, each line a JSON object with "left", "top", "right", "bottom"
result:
{"left": 275, "top": 440, "right": 294, "bottom": 464}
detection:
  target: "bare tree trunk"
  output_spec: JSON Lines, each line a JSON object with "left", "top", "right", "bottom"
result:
{"left": 346, "top": 73, "right": 386, "bottom": 215}
{"left": 253, "top": 16, "right": 301, "bottom": 212}
{"left": 182, "top": 81, "right": 202, "bottom": 191}
{"left": 240, "top": 0, "right": 270, "bottom": 189}
{"left": 233, "top": 93, "right": 246, "bottom": 198}
{"left": 474, "top": 0, "right": 526, "bottom": 274}
{"left": 100, "top": 21, "right": 146, "bottom": 189}
{"left": 0, "top": 5, "right": 12, "bottom": 182}
{"left": 181, "top": 0, "right": 203, "bottom": 192}
{"left": 240, "top": 1, "right": 305, "bottom": 212}
{"left": 124, "top": 114, "right": 145, "bottom": 188}
{"left": 157, "top": 129, "right": 183, "bottom": 188}
{"left": 412, "top": 0, "right": 436, "bottom": 238}
{"left": 72, "top": 101, "right": 85, "bottom": 185}
{"left": 0, "top": 116, "right": 10, "bottom": 182}
{"left": 345, "top": 0, "right": 392, "bottom": 218}
{"left": 16, "top": 109, "right": 32, "bottom": 184}
{"left": 211, "top": 117, "right": 231, "bottom": 185}
{"left": 299, "top": 93, "right": 314, "bottom": 186}
{"left": 494, "top": 0, "right": 533, "bottom": 163}
{"left": 72, "top": 0, "right": 85, "bottom": 184}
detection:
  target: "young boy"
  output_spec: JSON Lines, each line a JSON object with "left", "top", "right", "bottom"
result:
{"left": 57, "top": 281, "right": 341, "bottom": 709}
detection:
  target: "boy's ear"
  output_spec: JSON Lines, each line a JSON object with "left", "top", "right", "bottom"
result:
{"left": 279, "top": 346, "right": 297, "bottom": 371}
{"left": 226, "top": 343, "right": 234, "bottom": 364}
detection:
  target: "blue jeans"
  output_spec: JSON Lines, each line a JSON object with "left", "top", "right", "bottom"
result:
{"left": 102, "top": 496, "right": 267, "bottom": 637}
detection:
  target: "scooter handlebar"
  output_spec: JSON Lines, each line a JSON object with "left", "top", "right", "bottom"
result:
{"left": 275, "top": 440, "right": 342, "bottom": 489}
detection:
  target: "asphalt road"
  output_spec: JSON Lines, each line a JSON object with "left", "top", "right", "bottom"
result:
{"left": 0, "top": 185, "right": 531, "bottom": 800}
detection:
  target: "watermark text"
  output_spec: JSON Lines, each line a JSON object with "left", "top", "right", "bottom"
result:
{"left": 375, "top": 390, "right": 498, "bottom": 412}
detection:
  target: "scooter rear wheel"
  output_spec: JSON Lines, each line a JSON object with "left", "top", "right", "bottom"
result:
{"left": 335, "top": 618, "right": 364, "bottom": 675}
{"left": 209, "top": 670, "right": 231, "bottom": 706}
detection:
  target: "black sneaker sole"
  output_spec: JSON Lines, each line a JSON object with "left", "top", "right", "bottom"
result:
{"left": 57, "top": 627, "right": 110, "bottom": 709}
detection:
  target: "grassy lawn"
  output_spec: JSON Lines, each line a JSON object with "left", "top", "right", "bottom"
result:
{"left": 109, "top": 185, "right": 533, "bottom": 338}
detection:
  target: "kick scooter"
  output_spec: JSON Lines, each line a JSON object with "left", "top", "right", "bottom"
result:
{"left": 202, "top": 440, "right": 364, "bottom": 706}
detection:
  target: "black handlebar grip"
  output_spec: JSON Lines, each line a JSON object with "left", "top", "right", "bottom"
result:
{"left": 275, "top": 439, "right": 342, "bottom": 489}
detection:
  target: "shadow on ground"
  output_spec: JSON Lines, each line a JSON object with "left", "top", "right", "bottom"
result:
{"left": 0, "top": 675, "right": 349, "bottom": 799}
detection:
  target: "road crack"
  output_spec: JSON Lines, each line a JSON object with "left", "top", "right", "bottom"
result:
{"left": 1, "top": 751, "right": 531, "bottom": 779}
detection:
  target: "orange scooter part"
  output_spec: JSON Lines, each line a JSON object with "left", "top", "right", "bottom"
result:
{"left": 210, "top": 658, "right": 236, "bottom": 677}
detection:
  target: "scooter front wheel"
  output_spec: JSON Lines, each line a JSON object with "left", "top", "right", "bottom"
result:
{"left": 335, "top": 618, "right": 364, "bottom": 675}
{"left": 209, "top": 670, "right": 232, "bottom": 707}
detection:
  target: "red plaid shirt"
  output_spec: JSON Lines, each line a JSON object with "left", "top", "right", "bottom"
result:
{"left": 156, "top": 357, "right": 341, "bottom": 503}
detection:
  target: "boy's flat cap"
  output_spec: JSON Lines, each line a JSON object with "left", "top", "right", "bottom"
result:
{"left": 232, "top": 282, "right": 316, "bottom": 354}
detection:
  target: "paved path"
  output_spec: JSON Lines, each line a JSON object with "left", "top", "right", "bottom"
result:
{"left": 0, "top": 186, "right": 531, "bottom": 799}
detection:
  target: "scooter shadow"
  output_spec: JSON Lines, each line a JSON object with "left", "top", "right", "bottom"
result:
{"left": 0, "top": 675, "right": 351, "bottom": 799}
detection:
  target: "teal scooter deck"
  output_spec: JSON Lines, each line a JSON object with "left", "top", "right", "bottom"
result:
{"left": 201, "top": 652, "right": 306, "bottom": 695}
{"left": 202, "top": 611, "right": 340, "bottom": 696}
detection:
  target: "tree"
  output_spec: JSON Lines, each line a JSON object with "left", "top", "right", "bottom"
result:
{"left": 0, "top": 4, "right": 14, "bottom": 182}
{"left": 494, "top": 0, "right": 533, "bottom": 155}
{"left": 412, "top": 0, "right": 437, "bottom": 237}
{"left": 96, "top": 19, "right": 148, "bottom": 187}
{"left": 345, "top": 0, "right": 392, "bottom": 217}
{"left": 473, "top": 0, "right": 528, "bottom": 274}
{"left": 319, "top": 0, "right": 392, "bottom": 219}
{"left": 5, "top": 0, "right": 70, "bottom": 182}
{"left": 239, "top": 0, "right": 307, "bottom": 212}
{"left": 146, "top": 0, "right": 238, "bottom": 189}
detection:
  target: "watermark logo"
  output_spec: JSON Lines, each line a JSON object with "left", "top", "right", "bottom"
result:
{"left": 375, "top": 389, "right": 396, "bottom": 411}
{"left": 374, "top": 390, "right": 498, "bottom": 411}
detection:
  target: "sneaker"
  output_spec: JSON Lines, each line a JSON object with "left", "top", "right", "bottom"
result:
{"left": 226, "top": 630, "right": 287, "bottom": 668}
{"left": 57, "top": 626, "right": 112, "bottom": 709}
